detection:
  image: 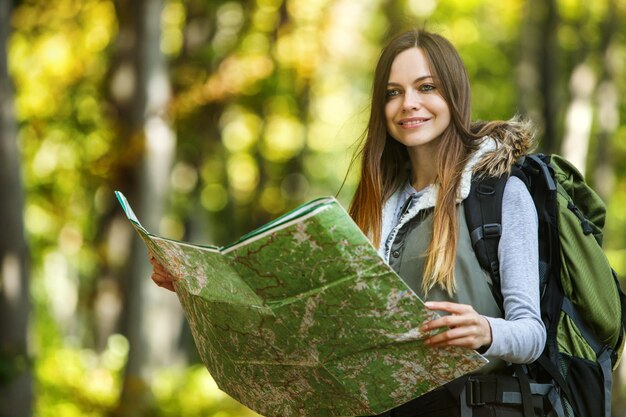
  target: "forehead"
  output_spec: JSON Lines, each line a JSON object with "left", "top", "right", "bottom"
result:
{"left": 388, "top": 47, "right": 432, "bottom": 82}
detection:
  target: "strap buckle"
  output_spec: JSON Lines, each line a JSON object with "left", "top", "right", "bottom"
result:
{"left": 467, "top": 377, "right": 485, "bottom": 406}
{"left": 482, "top": 223, "right": 502, "bottom": 238}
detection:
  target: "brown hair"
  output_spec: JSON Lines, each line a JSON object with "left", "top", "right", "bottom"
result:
{"left": 349, "top": 29, "right": 512, "bottom": 296}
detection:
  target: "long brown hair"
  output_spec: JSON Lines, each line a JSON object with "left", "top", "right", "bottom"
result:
{"left": 349, "top": 29, "right": 512, "bottom": 296}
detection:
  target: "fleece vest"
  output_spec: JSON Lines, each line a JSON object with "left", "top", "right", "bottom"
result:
{"left": 387, "top": 203, "right": 505, "bottom": 372}
{"left": 387, "top": 203, "right": 502, "bottom": 319}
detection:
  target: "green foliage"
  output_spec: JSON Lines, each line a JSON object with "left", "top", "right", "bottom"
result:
{"left": 151, "top": 366, "right": 261, "bottom": 417}
{"left": 34, "top": 334, "right": 260, "bottom": 417}
{"left": 36, "top": 339, "right": 124, "bottom": 416}
{"left": 6, "top": 0, "right": 626, "bottom": 415}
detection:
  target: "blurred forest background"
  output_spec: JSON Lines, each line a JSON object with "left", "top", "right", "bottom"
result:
{"left": 1, "top": 0, "right": 626, "bottom": 416}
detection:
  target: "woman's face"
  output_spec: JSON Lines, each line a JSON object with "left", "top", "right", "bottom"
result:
{"left": 384, "top": 47, "right": 451, "bottom": 152}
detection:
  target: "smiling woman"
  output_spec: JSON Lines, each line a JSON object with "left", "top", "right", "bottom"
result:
{"left": 348, "top": 29, "right": 546, "bottom": 417}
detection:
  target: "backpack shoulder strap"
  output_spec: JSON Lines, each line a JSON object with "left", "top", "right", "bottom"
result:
{"left": 464, "top": 173, "right": 509, "bottom": 311}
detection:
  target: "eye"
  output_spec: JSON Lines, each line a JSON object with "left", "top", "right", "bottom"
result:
{"left": 419, "top": 83, "right": 436, "bottom": 92}
{"left": 386, "top": 89, "right": 401, "bottom": 99}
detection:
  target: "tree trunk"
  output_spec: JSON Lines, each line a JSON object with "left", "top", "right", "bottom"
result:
{"left": 108, "top": 0, "right": 181, "bottom": 414}
{"left": 537, "top": 0, "right": 560, "bottom": 152}
{"left": 0, "top": 1, "right": 32, "bottom": 416}
{"left": 518, "top": 0, "right": 560, "bottom": 151}
{"left": 516, "top": 0, "right": 561, "bottom": 152}
{"left": 516, "top": 0, "right": 541, "bottom": 124}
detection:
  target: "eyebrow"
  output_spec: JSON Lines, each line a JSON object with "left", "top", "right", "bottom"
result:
{"left": 387, "top": 75, "right": 433, "bottom": 86}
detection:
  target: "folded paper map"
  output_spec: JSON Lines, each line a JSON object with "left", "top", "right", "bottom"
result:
{"left": 115, "top": 192, "right": 487, "bottom": 417}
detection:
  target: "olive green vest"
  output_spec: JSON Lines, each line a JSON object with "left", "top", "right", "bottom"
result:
{"left": 387, "top": 203, "right": 505, "bottom": 371}
{"left": 387, "top": 203, "right": 502, "bottom": 318}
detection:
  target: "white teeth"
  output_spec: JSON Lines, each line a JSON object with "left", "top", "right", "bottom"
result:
{"left": 401, "top": 119, "right": 427, "bottom": 127}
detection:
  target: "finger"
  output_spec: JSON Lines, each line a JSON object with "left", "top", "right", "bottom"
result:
{"left": 151, "top": 273, "right": 166, "bottom": 286}
{"left": 152, "top": 271, "right": 176, "bottom": 285}
{"left": 426, "top": 324, "right": 479, "bottom": 344}
{"left": 425, "top": 319, "right": 491, "bottom": 349}
{"left": 148, "top": 256, "right": 164, "bottom": 269}
{"left": 153, "top": 263, "right": 169, "bottom": 275}
{"left": 150, "top": 258, "right": 172, "bottom": 276}
{"left": 153, "top": 277, "right": 177, "bottom": 293}
{"left": 421, "top": 312, "right": 479, "bottom": 332}
{"left": 424, "top": 301, "right": 473, "bottom": 315}
{"left": 154, "top": 278, "right": 177, "bottom": 292}
{"left": 427, "top": 334, "right": 481, "bottom": 349}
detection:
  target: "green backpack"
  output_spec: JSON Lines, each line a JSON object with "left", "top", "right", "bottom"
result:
{"left": 464, "top": 154, "right": 626, "bottom": 417}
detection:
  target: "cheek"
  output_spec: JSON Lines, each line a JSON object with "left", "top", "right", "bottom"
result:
{"left": 432, "top": 98, "right": 451, "bottom": 123}
{"left": 438, "top": 106, "right": 451, "bottom": 124}
{"left": 384, "top": 102, "right": 397, "bottom": 126}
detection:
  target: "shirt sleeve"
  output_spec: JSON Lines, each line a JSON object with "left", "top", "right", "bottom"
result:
{"left": 481, "top": 176, "right": 546, "bottom": 363}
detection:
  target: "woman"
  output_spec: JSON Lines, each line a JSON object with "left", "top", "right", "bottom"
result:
{"left": 151, "top": 29, "right": 547, "bottom": 416}
{"left": 347, "top": 29, "right": 546, "bottom": 416}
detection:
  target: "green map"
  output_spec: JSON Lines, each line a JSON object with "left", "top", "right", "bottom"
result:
{"left": 115, "top": 192, "right": 488, "bottom": 417}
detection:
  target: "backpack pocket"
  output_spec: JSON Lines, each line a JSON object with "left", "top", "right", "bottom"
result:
{"left": 556, "top": 312, "right": 595, "bottom": 361}
{"left": 558, "top": 352, "right": 604, "bottom": 417}
{"left": 557, "top": 312, "right": 612, "bottom": 417}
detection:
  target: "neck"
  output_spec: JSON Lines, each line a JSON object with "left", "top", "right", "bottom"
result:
{"left": 407, "top": 146, "right": 439, "bottom": 191}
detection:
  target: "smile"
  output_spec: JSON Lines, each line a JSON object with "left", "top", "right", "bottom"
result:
{"left": 398, "top": 118, "right": 430, "bottom": 128}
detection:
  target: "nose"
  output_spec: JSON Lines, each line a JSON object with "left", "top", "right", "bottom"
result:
{"left": 402, "top": 89, "right": 422, "bottom": 112}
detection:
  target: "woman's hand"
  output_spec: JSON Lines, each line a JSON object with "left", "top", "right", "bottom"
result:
{"left": 421, "top": 301, "right": 492, "bottom": 351}
{"left": 148, "top": 254, "right": 178, "bottom": 292}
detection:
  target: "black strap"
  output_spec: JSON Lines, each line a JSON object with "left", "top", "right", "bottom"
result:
{"left": 536, "top": 355, "right": 574, "bottom": 406}
{"left": 613, "top": 268, "right": 626, "bottom": 366}
{"left": 527, "top": 155, "right": 556, "bottom": 191}
{"left": 462, "top": 373, "right": 554, "bottom": 414}
{"left": 464, "top": 174, "right": 508, "bottom": 312}
{"left": 597, "top": 347, "right": 614, "bottom": 417}
{"left": 514, "top": 364, "right": 535, "bottom": 417}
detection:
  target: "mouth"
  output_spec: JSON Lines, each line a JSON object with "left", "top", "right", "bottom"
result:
{"left": 398, "top": 117, "right": 430, "bottom": 128}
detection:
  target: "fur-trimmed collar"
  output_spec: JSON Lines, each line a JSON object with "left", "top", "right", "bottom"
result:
{"left": 378, "top": 132, "right": 532, "bottom": 260}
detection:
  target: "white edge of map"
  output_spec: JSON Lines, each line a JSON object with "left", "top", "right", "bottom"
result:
{"left": 221, "top": 198, "right": 340, "bottom": 255}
